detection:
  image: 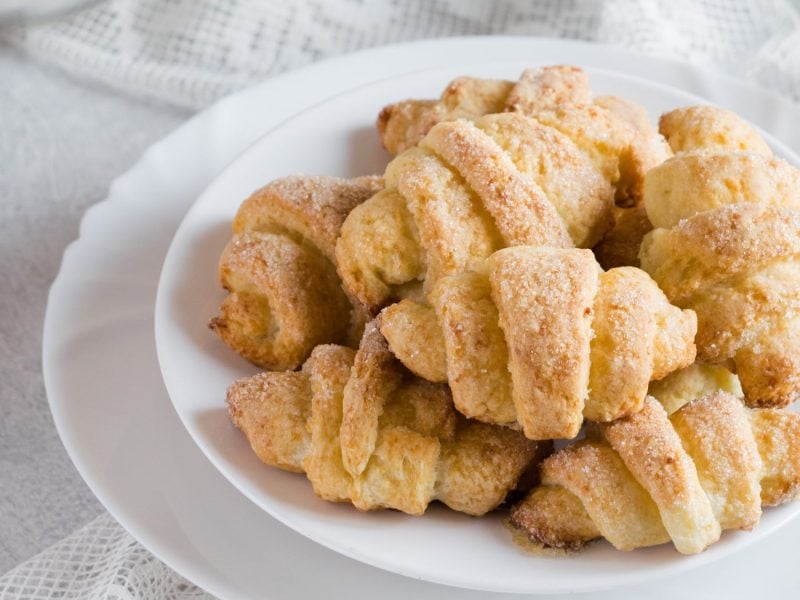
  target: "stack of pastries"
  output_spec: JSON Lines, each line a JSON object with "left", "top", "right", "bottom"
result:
{"left": 210, "top": 65, "right": 800, "bottom": 555}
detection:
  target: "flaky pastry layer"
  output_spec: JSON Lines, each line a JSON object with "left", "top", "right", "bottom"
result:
{"left": 640, "top": 106, "right": 800, "bottom": 407}
{"left": 511, "top": 393, "right": 800, "bottom": 554}
{"left": 381, "top": 246, "right": 696, "bottom": 439}
{"left": 337, "top": 111, "right": 615, "bottom": 311}
{"left": 228, "top": 320, "right": 547, "bottom": 516}
{"left": 377, "top": 65, "right": 671, "bottom": 207}
{"left": 211, "top": 175, "right": 382, "bottom": 370}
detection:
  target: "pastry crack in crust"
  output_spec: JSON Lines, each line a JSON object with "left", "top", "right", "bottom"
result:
{"left": 380, "top": 246, "right": 697, "bottom": 440}
{"left": 227, "top": 319, "right": 548, "bottom": 516}
{"left": 510, "top": 393, "right": 800, "bottom": 554}
{"left": 639, "top": 106, "right": 800, "bottom": 407}
{"left": 210, "top": 175, "right": 383, "bottom": 370}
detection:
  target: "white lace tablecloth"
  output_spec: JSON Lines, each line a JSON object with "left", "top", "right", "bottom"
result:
{"left": 2, "top": 1, "right": 800, "bottom": 598}
{"left": 7, "top": 0, "right": 800, "bottom": 108}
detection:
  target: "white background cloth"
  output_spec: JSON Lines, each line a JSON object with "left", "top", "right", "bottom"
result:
{"left": 8, "top": 0, "right": 800, "bottom": 108}
{"left": 2, "top": 1, "right": 800, "bottom": 598}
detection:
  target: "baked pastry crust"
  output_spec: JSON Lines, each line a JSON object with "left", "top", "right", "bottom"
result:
{"left": 337, "top": 111, "right": 615, "bottom": 311}
{"left": 594, "top": 105, "right": 776, "bottom": 269}
{"left": 644, "top": 152, "right": 799, "bottom": 230}
{"left": 659, "top": 105, "right": 773, "bottom": 156}
{"left": 227, "top": 319, "right": 547, "bottom": 516}
{"left": 380, "top": 246, "right": 696, "bottom": 439}
{"left": 510, "top": 393, "right": 800, "bottom": 554}
{"left": 210, "top": 175, "right": 382, "bottom": 370}
{"left": 640, "top": 107, "right": 800, "bottom": 407}
{"left": 377, "top": 65, "right": 671, "bottom": 206}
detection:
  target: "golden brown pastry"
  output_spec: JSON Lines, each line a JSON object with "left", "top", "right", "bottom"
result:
{"left": 210, "top": 175, "right": 383, "bottom": 370}
{"left": 377, "top": 65, "right": 671, "bottom": 206}
{"left": 336, "top": 111, "right": 615, "bottom": 311}
{"left": 227, "top": 319, "right": 547, "bottom": 516}
{"left": 594, "top": 105, "right": 775, "bottom": 269}
{"left": 647, "top": 105, "right": 783, "bottom": 226}
{"left": 659, "top": 105, "right": 773, "bottom": 155}
{"left": 639, "top": 106, "right": 800, "bottom": 407}
{"left": 380, "top": 246, "right": 696, "bottom": 440}
{"left": 510, "top": 393, "right": 800, "bottom": 554}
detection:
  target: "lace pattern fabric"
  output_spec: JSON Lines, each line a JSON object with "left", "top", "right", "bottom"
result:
{"left": 5, "top": 0, "right": 800, "bottom": 109}
{"left": 0, "top": 514, "right": 211, "bottom": 599}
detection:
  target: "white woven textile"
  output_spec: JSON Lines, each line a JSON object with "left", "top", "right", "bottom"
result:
{"left": 3, "top": 0, "right": 800, "bottom": 598}
{"left": 0, "top": 513, "right": 210, "bottom": 599}
{"left": 6, "top": 0, "right": 800, "bottom": 109}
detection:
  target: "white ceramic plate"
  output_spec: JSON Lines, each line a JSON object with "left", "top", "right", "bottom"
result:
{"left": 153, "top": 53, "right": 800, "bottom": 594}
{"left": 43, "top": 37, "right": 800, "bottom": 599}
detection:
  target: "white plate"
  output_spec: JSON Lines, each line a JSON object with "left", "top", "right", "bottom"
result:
{"left": 43, "top": 37, "right": 800, "bottom": 599}
{"left": 154, "top": 57, "right": 800, "bottom": 593}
